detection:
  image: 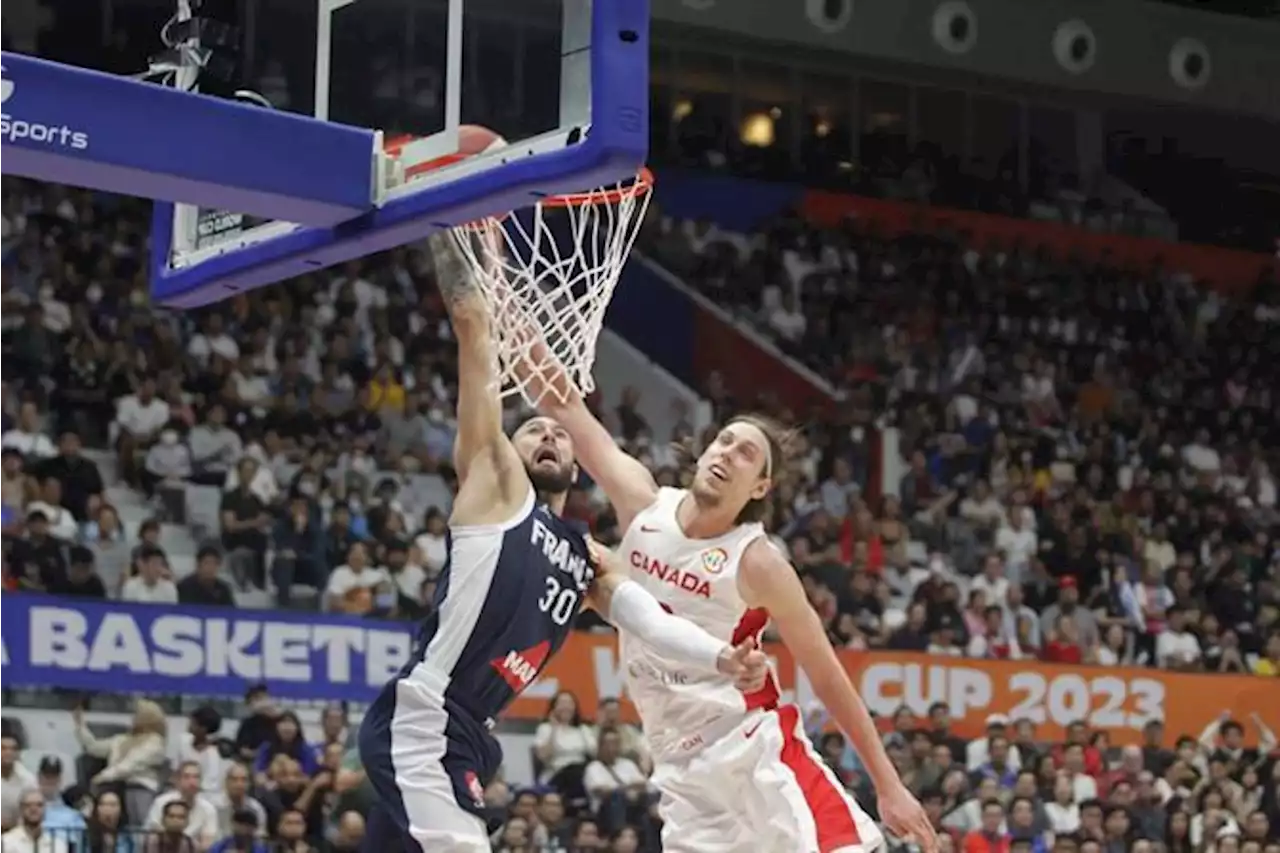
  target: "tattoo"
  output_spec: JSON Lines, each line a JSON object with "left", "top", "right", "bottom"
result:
{"left": 426, "top": 231, "right": 477, "bottom": 309}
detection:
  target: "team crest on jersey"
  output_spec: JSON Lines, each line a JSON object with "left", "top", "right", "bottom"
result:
{"left": 464, "top": 771, "right": 485, "bottom": 808}
{"left": 700, "top": 547, "right": 728, "bottom": 575}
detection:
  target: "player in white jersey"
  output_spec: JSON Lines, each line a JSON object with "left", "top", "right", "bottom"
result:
{"left": 530, "top": 394, "right": 938, "bottom": 853}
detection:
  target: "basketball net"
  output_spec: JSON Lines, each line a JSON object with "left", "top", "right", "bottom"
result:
{"left": 447, "top": 169, "right": 653, "bottom": 407}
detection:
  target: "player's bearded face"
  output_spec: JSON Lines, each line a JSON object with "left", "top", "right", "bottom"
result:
{"left": 525, "top": 451, "right": 574, "bottom": 493}
{"left": 514, "top": 418, "right": 576, "bottom": 494}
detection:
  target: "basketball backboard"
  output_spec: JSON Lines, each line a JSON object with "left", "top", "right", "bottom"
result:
{"left": 0, "top": 0, "right": 649, "bottom": 307}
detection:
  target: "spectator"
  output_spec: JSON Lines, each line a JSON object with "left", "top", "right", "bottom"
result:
{"left": 2, "top": 403, "right": 57, "bottom": 461}
{"left": 232, "top": 686, "right": 277, "bottom": 764}
{"left": 121, "top": 545, "right": 179, "bottom": 605}
{"left": 114, "top": 377, "right": 171, "bottom": 489}
{"left": 967, "top": 716, "right": 1022, "bottom": 773}
{"left": 593, "top": 698, "right": 650, "bottom": 773}
{"left": 962, "top": 797, "right": 1011, "bottom": 853}
{"left": 207, "top": 808, "right": 266, "bottom": 853}
{"left": 177, "top": 548, "right": 235, "bottom": 608}
{"left": 141, "top": 800, "right": 196, "bottom": 853}
{"left": 2, "top": 788, "right": 69, "bottom": 853}
{"left": 254, "top": 757, "right": 326, "bottom": 843}
{"left": 55, "top": 546, "right": 108, "bottom": 598}
{"left": 271, "top": 495, "right": 326, "bottom": 608}
{"left": 1044, "top": 772, "right": 1081, "bottom": 834}
{"left": 175, "top": 708, "right": 226, "bottom": 798}
{"left": 1, "top": 449, "right": 26, "bottom": 513}
{"left": 144, "top": 763, "right": 219, "bottom": 850}
{"left": 142, "top": 429, "right": 192, "bottom": 518}
{"left": 322, "top": 541, "right": 391, "bottom": 615}
{"left": 219, "top": 459, "right": 271, "bottom": 590}
{"left": 582, "top": 727, "right": 648, "bottom": 821}
{"left": 83, "top": 790, "right": 129, "bottom": 853}
{"left": 252, "top": 715, "right": 318, "bottom": 782}
{"left": 11, "top": 511, "right": 69, "bottom": 592}
{"left": 271, "top": 809, "right": 311, "bottom": 853}
{"left": 33, "top": 757, "right": 83, "bottom": 833}
{"left": 27, "top": 477, "right": 80, "bottom": 541}
{"left": 37, "top": 431, "right": 103, "bottom": 522}
{"left": 73, "top": 702, "right": 168, "bottom": 824}
{"left": 1156, "top": 605, "right": 1203, "bottom": 671}
{"left": 82, "top": 505, "right": 131, "bottom": 597}
{"left": 188, "top": 405, "right": 243, "bottom": 488}
{"left": 412, "top": 507, "right": 449, "bottom": 574}
{"left": 533, "top": 691, "right": 596, "bottom": 786}
{"left": 1039, "top": 578, "right": 1100, "bottom": 650}
{"left": 1, "top": 736, "right": 38, "bottom": 832}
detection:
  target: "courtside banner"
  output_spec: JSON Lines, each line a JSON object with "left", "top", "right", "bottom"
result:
{"left": 3, "top": 596, "right": 1276, "bottom": 743}
{"left": 0, "top": 595, "right": 414, "bottom": 701}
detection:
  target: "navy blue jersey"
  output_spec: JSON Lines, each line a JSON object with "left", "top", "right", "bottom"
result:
{"left": 402, "top": 489, "right": 594, "bottom": 724}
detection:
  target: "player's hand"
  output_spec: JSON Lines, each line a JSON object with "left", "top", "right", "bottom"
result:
{"left": 584, "top": 537, "right": 619, "bottom": 574}
{"left": 715, "top": 642, "right": 768, "bottom": 691}
{"left": 878, "top": 781, "right": 938, "bottom": 853}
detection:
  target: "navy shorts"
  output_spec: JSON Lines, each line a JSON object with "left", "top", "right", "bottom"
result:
{"left": 358, "top": 677, "right": 504, "bottom": 852}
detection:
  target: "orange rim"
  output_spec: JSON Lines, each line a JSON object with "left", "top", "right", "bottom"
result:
{"left": 383, "top": 136, "right": 652, "bottom": 208}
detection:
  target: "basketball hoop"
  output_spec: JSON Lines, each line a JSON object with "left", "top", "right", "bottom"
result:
{"left": 451, "top": 167, "right": 653, "bottom": 407}
{"left": 383, "top": 134, "right": 652, "bottom": 406}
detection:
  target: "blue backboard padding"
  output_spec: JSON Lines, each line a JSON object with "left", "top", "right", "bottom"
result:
{"left": 1, "top": 53, "right": 376, "bottom": 226}
{"left": 147, "top": 0, "right": 649, "bottom": 307}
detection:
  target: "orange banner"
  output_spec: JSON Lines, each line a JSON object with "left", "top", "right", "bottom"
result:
{"left": 507, "top": 633, "right": 1280, "bottom": 746}
{"left": 798, "top": 191, "right": 1276, "bottom": 295}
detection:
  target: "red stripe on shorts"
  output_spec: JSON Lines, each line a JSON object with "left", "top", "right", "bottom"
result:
{"left": 733, "top": 607, "right": 780, "bottom": 711}
{"left": 775, "top": 705, "right": 861, "bottom": 853}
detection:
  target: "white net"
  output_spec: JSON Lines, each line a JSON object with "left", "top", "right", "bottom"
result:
{"left": 448, "top": 170, "right": 652, "bottom": 407}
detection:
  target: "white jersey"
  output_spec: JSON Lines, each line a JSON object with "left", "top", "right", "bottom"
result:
{"left": 617, "top": 487, "right": 779, "bottom": 762}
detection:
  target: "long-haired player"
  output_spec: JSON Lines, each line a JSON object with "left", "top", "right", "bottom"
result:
{"left": 521, "top": 373, "right": 938, "bottom": 852}
{"left": 357, "top": 229, "right": 767, "bottom": 853}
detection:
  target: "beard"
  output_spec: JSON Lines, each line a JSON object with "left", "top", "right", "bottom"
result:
{"left": 528, "top": 462, "right": 574, "bottom": 495}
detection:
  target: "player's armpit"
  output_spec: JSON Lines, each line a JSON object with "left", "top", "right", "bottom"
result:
{"left": 737, "top": 539, "right": 905, "bottom": 794}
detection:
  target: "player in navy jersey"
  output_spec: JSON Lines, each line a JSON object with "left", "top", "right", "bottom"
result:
{"left": 357, "top": 229, "right": 768, "bottom": 853}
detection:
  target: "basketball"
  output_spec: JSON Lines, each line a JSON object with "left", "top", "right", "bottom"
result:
{"left": 458, "top": 124, "right": 507, "bottom": 155}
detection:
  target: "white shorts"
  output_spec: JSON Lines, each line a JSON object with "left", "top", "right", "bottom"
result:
{"left": 651, "top": 705, "right": 884, "bottom": 853}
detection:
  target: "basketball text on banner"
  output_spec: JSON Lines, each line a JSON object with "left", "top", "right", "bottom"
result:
{"left": 3, "top": 596, "right": 1275, "bottom": 745}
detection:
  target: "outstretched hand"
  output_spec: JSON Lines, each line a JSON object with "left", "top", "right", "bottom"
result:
{"left": 585, "top": 537, "right": 620, "bottom": 575}
{"left": 716, "top": 642, "right": 769, "bottom": 692}
{"left": 878, "top": 782, "right": 939, "bottom": 853}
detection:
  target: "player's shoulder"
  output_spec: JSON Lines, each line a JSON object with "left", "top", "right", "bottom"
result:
{"left": 740, "top": 532, "right": 787, "bottom": 568}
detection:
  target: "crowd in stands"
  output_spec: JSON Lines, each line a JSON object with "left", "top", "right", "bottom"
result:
{"left": 3, "top": 9, "right": 1280, "bottom": 850}
{"left": 642, "top": 206, "right": 1280, "bottom": 671}
{"left": 4, "top": 156, "right": 1280, "bottom": 852}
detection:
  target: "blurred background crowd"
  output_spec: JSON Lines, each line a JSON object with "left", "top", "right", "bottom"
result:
{"left": 2, "top": 0, "right": 1279, "bottom": 851}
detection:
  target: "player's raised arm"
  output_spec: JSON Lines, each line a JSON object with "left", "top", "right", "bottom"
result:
{"left": 428, "top": 230, "right": 525, "bottom": 514}
{"left": 583, "top": 538, "right": 766, "bottom": 687}
{"left": 736, "top": 539, "right": 939, "bottom": 853}
{"left": 504, "top": 346, "right": 656, "bottom": 528}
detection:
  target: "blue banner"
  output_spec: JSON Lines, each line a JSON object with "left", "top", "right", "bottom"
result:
{"left": 1, "top": 595, "right": 415, "bottom": 701}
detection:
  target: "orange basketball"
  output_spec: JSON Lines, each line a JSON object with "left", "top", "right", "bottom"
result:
{"left": 458, "top": 124, "right": 507, "bottom": 155}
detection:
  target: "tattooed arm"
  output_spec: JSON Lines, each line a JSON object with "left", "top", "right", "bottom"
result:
{"left": 429, "top": 230, "right": 527, "bottom": 520}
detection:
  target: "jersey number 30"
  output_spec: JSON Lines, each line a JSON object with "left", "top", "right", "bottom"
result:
{"left": 538, "top": 576, "right": 579, "bottom": 626}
